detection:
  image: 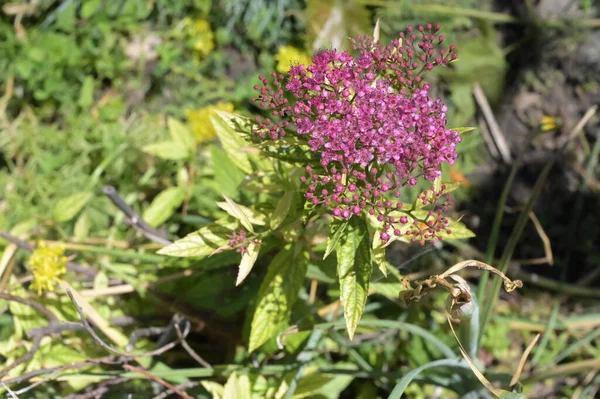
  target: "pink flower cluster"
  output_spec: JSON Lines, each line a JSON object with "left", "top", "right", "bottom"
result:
{"left": 252, "top": 25, "right": 460, "bottom": 243}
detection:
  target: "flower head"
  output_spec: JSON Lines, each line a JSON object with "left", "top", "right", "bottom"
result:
{"left": 28, "top": 242, "right": 67, "bottom": 295}
{"left": 252, "top": 25, "right": 460, "bottom": 243}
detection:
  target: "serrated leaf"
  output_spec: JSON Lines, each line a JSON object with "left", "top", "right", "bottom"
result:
{"left": 211, "top": 112, "right": 254, "bottom": 174}
{"left": 438, "top": 217, "right": 476, "bottom": 240}
{"left": 249, "top": 244, "right": 308, "bottom": 352}
{"left": 142, "top": 187, "right": 185, "bottom": 228}
{"left": 53, "top": 191, "right": 93, "bottom": 222}
{"left": 217, "top": 195, "right": 266, "bottom": 233}
{"left": 308, "top": 0, "right": 371, "bottom": 51}
{"left": 324, "top": 219, "right": 348, "bottom": 260}
{"left": 236, "top": 241, "right": 261, "bottom": 286}
{"left": 157, "top": 221, "right": 235, "bottom": 257}
{"left": 168, "top": 117, "right": 196, "bottom": 153}
{"left": 270, "top": 191, "right": 294, "bottom": 230}
{"left": 336, "top": 217, "right": 372, "bottom": 339}
{"left": 142, "top": 141, "right": 190, "bottom": 160}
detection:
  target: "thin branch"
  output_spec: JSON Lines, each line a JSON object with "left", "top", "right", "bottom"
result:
{"left": 122, "top": 364, "right": 194, "bottom": 399}
{"left": 174, "top": 322, "right": 212, "bottom": 369}
{"left": 66, "top": 288, "right": 130, "bottom": 356}
{"left": 102, "top": 185, "right": 172, "bottom": 245}
{"left": 473, "top": 82, "right": 512, "bottom": 163}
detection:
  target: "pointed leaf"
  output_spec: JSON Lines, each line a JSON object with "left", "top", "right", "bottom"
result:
{"left": 270, "top": 191, "right": 294, "bottom": 230}
{"left": 211, "top": 113, "right": 254, "bottom": 174}
{"left": 236, "top": 241, "right": 261, "bottom": 286}
{"left": 450, "top": 126, "right": 476, "bottom": 135}
{"left": 53, "top": 191, "right": 93, "bottom": 222}
{"left": 157, "top": 220, "right": 235, "bottom": 257}
{"left": 249, "top": 244, "right": 308, "bottom": 352}
{"left": 324, "top": 219, "right": 348, "bottom": 260}
{"left": 142, "top": 187, "right": 185, "bottom": 228}
{"left": 223, "top": 373, "right": 252, "bottom": 399}
{"left": 336, "top": 217, "right": 372, "bottom": 339}
{"left": 217, "top": 195, "right": 266, "bottom": 233}
{"left": 168, "top": 117, "right": 196, "bottom": 153}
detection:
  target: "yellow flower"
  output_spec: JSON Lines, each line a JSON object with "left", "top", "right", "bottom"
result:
{"left": 184, "top": 18, "right": 214, "bottom": 58}
{"left": 275, "top": 46, "right": 312, "bottom": 74}
{"left": 184, "top": 102, "right": 235, "bottom": 143}
{"left": 28, "top": 242, "right": 67, "bottom": 295}
{"left": 540, "top": 115, "right": 559, "bottom": 132}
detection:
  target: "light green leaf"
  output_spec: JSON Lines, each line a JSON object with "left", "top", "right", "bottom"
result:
{"left": 78, "top": 76, "right": 95, "bottom": 109}
{"left": 217, "top": 195, "right": 266, "bottom": 233}
{"left": 142, "top": 141, "right": 190, "bottom": 160}
{"left": 53, "top": 191, "right": 93, "bottom": 222}
{"left": 336, "top": 217, "right": 372, "bottom": 339}
{"left": 210, "top": 145, "right": 246, "bottom": 198}
{"left": 450, "top": 126, "right": 477, "bottom": 135}
{"left": 74, "top": 211, "right": 91, "bottom": 241}
{"left": 168, "top": 117, "right": 196, "bottom": 153}
{"left": 211, "top": 112, "right": 254, "bottom": 174}
{"left": 249, "top": 244, "right": 308, "bottom": 352}
{"left": 142, "top": 187, "right": 186, "bottom": 228}
{"left": 366, "top": 213, "right": 387, "bottom": 276}
{"left": 157, "top": 220, "right": 235, "bottom": 257}
{"left": 324, "top": 219, "right": 348, "bottom": 260}
{"left": 270, "top": 191, "right": 294, "bottom": 230}
{"left": 236, "top": 241, "right": 261, "bottom": 286}
{"left": 201, "top": 381, "right": 224, "bottom": 398}
{"left": 438, "top": 217, "right": 476, "bottom": 240}
{"left": 223, "top": 372, "right": 252, "bottom": 399}
{"left": 370, "top": 281, "right": 403, "bottom": 298}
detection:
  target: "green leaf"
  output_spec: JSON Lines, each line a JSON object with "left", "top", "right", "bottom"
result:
{"left": 53, "top": 191, "right": 93, "bottom": 222}
{"left": 81, "top": 0, "right": 101, "bottom": 18}
{"left": 366, "top": 213, "right": 387, "bottom": 276}
{"left": 223, "top": 372, "right": 252, "bottom": 399}
{"left": 211, "top": 112, "right": 254, "bottom": 174}
{"left": 307, "top": 0, "right": 371, "bottom": 51}
{"left": 142, "top": 187, "right": 186, "bottom": 228}
{"left": 142, "top": 141, "right": 190, "bottom": 160}
{"left": 336, "top": 217, "right": 372, "bottom": 339}
{"left": 270, "top": 191, "right": 294, "bottom": 230}
{"left": 78, "top": 76, "right": 95, "bottom": 109}
{"left": 217, "top": 195, "right": 266, "bottom": 233}
{"left": 157, "top": 220, "right": 235, "bottom": 258}
{"left": 324, "top": 219, "right": 348, "bottom": 260}
{"left": 210, "top": 145, "right": 246, "bottom": 198}
{"left": 450, "top": 126, "right": 477, "bottom": 135}
{"left": 249, "top": 244, "right": 308, "bottom": 352}
{"left": 438, "top": 217, "right": 476, "bottom": 240}
{"left": 168, "top": 117, "right": 196, "bottom": 154}
{"left": 236, "top": 241, "right": 261, "bottom": 286}
{"left": 74, "top": 211, "right": 91, "bottom": 241}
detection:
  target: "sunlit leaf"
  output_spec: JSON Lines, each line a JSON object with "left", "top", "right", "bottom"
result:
{"left": 236, "top": 241, "right": 261, "bottom": 286}
{"left": 157, "top": 220, "right": 235, "bottom": 258}
{"left": 249, "top": 244, "right": 308, "bottom": 352}
{"left": 223, "top": 372, "right": 252, "bottom": 399}
{"left": 336, "top": 217, "right": 372, "bottom": 339}
{"left": 217, "top": 195, "right": 266, "bottom": 233}
{"left": 211, "top": 112, "right": 254, "bottom": 174}
{"left": 324, "top": 219, "right": 348, "bottom": 260}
